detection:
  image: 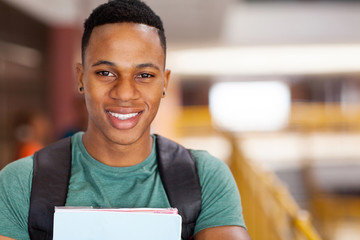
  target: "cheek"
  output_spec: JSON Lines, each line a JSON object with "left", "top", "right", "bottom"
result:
{"left": 143, "top": 86, "right": 163, "bottom": 105}
{"left": 147, "top": 93, "right": 163, "bottom": 115}
{"left": 84, "top": 77, "right": 108, "bottom": 103}
{"left": 83, "top": 85, "right": 105, "bottom": 114}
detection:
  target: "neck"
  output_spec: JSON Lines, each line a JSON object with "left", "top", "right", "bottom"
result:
{"left": 82, "top": 131, "right": 153, "bottom": 167}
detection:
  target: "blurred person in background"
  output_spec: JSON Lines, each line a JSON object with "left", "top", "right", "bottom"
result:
{"left": 0, "top": 0, "right": 251, "bottom": 240}
{"left": 13, "top": 110, "right": 52, "bottom": 159}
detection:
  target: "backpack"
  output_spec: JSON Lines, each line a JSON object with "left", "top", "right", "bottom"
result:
{"left": 28, "top": 135, "right": 201, "bottom": 240}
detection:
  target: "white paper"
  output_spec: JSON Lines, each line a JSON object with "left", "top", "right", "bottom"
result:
{"left": 53, "top": 208, "right": 182, "bottom": 240}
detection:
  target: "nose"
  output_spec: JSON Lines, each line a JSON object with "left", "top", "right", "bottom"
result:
{"left": 109, "top": 76, "right": 139, "bottom": 102}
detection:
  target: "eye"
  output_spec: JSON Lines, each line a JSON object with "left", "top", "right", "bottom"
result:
{"left": 97, "top": 71, "right": 115, "bottom": 77}
{"left": 138, "top": 73, "right": 154, "bottom": 78}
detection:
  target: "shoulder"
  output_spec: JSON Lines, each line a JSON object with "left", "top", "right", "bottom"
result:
{"left": 0, "top": 156, "right": 33, "bottom": 195}
{"left": 188, "top": 149, "right": 237, "bottom": 200}
{"left": 189, "top": 149, "right": 232, "bottom": 183}
{"left": 0, "top": 156, "right": 33, "bottom": 180}
{"left": 190, "top": 149, "right": 226, "bottom": 167}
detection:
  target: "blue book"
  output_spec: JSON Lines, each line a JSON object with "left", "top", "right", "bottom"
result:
{"left": 53, "top": 207, "right": 182, "bottom": 240}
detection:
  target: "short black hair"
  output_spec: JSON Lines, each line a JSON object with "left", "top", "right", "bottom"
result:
{"left": 81, "top": 0, "right": 166, "bottom": 63}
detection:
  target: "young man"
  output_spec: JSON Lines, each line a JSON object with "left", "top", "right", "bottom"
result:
{"left": 0, "top": 1, "right": 251, "bottom": 239}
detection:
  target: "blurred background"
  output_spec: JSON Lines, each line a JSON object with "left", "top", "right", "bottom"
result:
{"left": 1, "top": 0, "right": 360, "bottom": 239}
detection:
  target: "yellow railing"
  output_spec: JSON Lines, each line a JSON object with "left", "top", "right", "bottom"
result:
{"left": 290, "top": 103, "right": 360, "bottom": 131}
{"left": 174, "top": 103, "right": 360, "bottom": 134}
{"left": 227, "top": 135, "right": 322, "bottom": 240}
{"left": 174, "top": 106, "right": 214, "bottom": 137}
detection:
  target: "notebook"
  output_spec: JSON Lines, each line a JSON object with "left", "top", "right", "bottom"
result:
{"left": 53, "top": 207, "right": 182, "bottom": 240}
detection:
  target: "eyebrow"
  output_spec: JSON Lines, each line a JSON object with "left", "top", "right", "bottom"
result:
{"left": 91, "top": 61, "right": 161, "bottom": 71}
{"left": 91, "top": 60, "right": 116, "bottom": 67}
{"left": 136, "top": 63, "right": 160, "bottom": 71}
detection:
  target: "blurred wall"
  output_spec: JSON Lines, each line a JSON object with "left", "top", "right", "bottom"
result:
{"left": 0, "top": 1, "right": 49, "bottom": 168}
{"left": 0, "top": 1, "right": 83, "bottom": 168}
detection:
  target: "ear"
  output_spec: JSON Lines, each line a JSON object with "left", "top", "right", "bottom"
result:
{"left": 162, "top": 69, "right": 171, "bottom": 98}
{"left": 76, "top": 63, "right": 84, "bottom": 94}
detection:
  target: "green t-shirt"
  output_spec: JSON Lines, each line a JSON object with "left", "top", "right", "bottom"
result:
{"left": 0, "top": 132, "right": 245, "bottom": 239}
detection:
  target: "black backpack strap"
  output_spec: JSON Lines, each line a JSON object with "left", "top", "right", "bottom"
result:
{"left": 156, "top": 135, "right": 202, "bottom": 240}
{"left": 28, "top": 137, "right": 72, "bottom": 240}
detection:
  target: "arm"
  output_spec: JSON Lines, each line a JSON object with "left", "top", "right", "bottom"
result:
{"left": 0, "top": 158, "right": 33, "bottom": 239}
{"left": 195, "top": 226, "right": 251, "bottom": 240}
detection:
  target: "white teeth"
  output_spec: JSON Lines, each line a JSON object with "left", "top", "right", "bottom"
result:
{"left": 109, "top": 111, "right": 139, "bottom": 120}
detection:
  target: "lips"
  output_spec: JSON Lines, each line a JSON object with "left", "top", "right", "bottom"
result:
{"left": 106, "top": 109, "right": 143, "bottom": 130}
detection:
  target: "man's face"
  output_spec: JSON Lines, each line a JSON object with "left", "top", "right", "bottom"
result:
{"left": 77, "top": 23, "right": 170, "bottom": 146}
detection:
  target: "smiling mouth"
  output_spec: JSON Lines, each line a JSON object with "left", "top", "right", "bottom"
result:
{"left": 108, "top": 111, "right": 140, "bottom": 120}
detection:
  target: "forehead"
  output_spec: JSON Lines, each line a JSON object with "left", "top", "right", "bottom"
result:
{"left": 85, "top": 23, "right": 165, "bottom": 66}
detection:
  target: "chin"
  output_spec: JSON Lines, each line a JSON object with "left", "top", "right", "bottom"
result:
{"left": 105, "top": 128, "right": 149, "bottom": 146}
